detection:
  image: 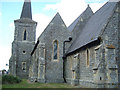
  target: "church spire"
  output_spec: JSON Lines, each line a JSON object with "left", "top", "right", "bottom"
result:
{"left": 20, "top": 0, "right": 32, "bottom": 19}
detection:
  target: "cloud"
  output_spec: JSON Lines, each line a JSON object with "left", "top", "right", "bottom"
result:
{"left": 45, "top": 0, "right": 87, "bottom": 26}
{"left": 0, "top": 0, "right": 61, "bottom": 2}
{"left": 89, "top": 2, "right": 107, "bottom": 13}
{"left": 33, "top": 13, "right": 52, "bottom": 39}
{"left": 44, "top": 0, "right": 106, "bottom": 27}
{"left": 0, "top": 45, "right": 11, "bottom": 70}
{"left": 0, "top": 12, "right": 2, "bottom": 27}
{"left": 85, "top": 0, "right": 108, "bottom": 3}
{"left": 0, "top": 12, "right": 1, "bottom": 16}
{"left": 33, "top": 0, "right": 107, "bottom": 39}
{"left": 9, "top": 23, "right": 14, "bottom": 28}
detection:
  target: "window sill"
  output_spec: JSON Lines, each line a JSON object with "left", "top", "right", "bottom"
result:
{"left": 52, "top": 59, "right": 59, "bottom": 62}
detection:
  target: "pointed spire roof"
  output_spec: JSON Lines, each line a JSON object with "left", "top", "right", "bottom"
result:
{"left": 20, "top": 0, "right": 32, "bottom": 19}
{"left": 68, "top": 5, "right": 93, "bottom": 32}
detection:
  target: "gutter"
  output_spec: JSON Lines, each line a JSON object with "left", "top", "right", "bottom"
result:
{"left": 63, "top": 37, "right": 72, "bottom": 83}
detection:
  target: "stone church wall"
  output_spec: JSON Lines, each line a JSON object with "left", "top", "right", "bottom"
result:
{"left": 30, "top": 13, "right": 72, "bottom": 83}
{"left": 65, "top": 4, "right": 120, "bottom": 88}
{"left": 65, "top": 44, "right": 99, "bottom": 87}
{"left": 101, "top": 6, "right": 119, "bottom": 88}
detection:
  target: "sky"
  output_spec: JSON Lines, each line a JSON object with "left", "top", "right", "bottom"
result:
{"left": 0, "top": 0, "right": 109, "bottom": 70}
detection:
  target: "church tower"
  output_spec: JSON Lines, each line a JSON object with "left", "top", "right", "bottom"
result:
{"left": 9, "top": 0, "right": 37, "bottom": 79}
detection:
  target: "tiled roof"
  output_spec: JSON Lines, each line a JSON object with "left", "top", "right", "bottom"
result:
{"left": 66, "top": 2, "right": 117, "bottom": 54}
{"left": 68, "top": 5, "right": 93, "bottom": 32}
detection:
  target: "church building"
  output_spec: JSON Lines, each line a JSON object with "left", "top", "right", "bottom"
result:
{"left": 9, "top": 0, "right": 120, "bottom": 88}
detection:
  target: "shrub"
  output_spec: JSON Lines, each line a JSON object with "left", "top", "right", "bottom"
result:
{"left": 2, "top": 75, "right": 22, "bottom": 84}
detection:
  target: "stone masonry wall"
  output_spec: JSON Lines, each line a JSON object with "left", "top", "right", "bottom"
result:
{"left": 9, "top": 19, "right": 37, "bottom": 79}
{"left": 101, "top": 5, "right": 119, "bottom": 88}
{"left": 65, "top": 45, "right": 98, "bottom": 87}
{"left": 37, "top": 13, "right": 71, "bottom": 83}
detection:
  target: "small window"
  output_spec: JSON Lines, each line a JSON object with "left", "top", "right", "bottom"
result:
{"left": 80, "top": 18, "right": 83, "bottom": 22}
{"left": 23, "top": 51, "right": 26, "bottom": 54}
{"left": 86, "top": 49, "right": 90, "bottom": 67}
{"left": 23, "top": 30, "right": 27, "bottom": 40}
{"left": 72, "top": 71, "right": 76, "bottom": 79}
{"left": 53, "top": 40, "right": 58, "bottom": 60}
{"left": 22, "top": 62, "right": 26, "bottom": 72}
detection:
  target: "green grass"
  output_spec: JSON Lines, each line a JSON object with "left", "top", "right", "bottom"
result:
{"left": 0, "top": 76, "right": 1, "bottom": 83}
{"left": 2, "top": 79, "right": 76, "bottom": 88}
{"left": 0, "top": 76, "right": 2, "bottom": 90}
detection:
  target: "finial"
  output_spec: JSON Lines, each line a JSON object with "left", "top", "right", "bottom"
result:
{"left": 87, "top": 4, "right": 90, "bottom": 7}
{"left": 25, "top": 0, "right": 31, "bottom": 2}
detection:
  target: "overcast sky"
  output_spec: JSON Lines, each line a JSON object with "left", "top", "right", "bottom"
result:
{"left": 0, "top": 0, "right": 108, "bottom": 70}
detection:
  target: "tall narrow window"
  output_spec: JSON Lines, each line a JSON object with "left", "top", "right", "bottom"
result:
{"left": 22, "top": 62, "right": 26, "bottom": 72}
{"left": 86, "top": 49, "right": 90, "bottom": 67}
{"left": 23, "top": 30, "right": 26, "bottom": 40}
{"left": 72, "top": 71, "right": 76, "bottom": 79}
{"left": 53, "top": 40, "right": 58, "bottom": 60}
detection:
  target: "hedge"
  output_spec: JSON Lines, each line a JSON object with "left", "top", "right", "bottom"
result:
{"left": 2, "top": 75, "right": 22, "bottom": 84}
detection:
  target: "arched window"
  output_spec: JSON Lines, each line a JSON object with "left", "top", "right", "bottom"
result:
{"left": 23, "top": 30, "right": 27, "bottom": 40}
{"left": 86, "top": 49, "right": 90, "bottom": 67}
{"left": 53, "top": 40, "right": 58, "bottom": 60}
{"left": 22, "top": 62, "right": 26, "bottom": 72}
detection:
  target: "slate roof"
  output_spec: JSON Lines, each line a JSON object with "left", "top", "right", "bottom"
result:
{"left": 20, "top": 0, "right": 32, "bottom": 19}
{"left": 66, "top": 2, "right": 117, "bottom": 55}
{"left": 68, "top": 5, "right": 93, "bottom": 32}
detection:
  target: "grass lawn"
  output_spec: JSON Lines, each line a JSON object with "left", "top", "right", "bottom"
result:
{"left": 0, "top": 76, "right": 1, "bottom": 90}
{"left": 2, "top": 79, "right": 77, "bottom": 88}
{"left": 0, "top": 76, "right": 1, "bottom": 83}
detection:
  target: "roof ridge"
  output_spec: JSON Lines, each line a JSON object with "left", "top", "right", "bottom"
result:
{"left": 38, "top": 12, "right": 67, "bottom": 40}
{"left": 99, "top": 2, "right": 117, "bottom": 37}
{"left": 68, "top": 5, "right": 93, "bottom": 32}
{"left": 94, "top": 2, "right": 108, "bottom": 14}
{"left": 66, "top": 1, "right": 117, "bottom": 55}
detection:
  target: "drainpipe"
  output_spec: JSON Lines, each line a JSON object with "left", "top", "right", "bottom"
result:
{"left": 63, "top": 37, "right": 72, "bottom": 83}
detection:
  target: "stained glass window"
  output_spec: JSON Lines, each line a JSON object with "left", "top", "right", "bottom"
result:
{"left": 53, "top": 40, "right": 58, "bottom": 60}
{"left": 86, "top": 49, "right": 90, "bottom": 66}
